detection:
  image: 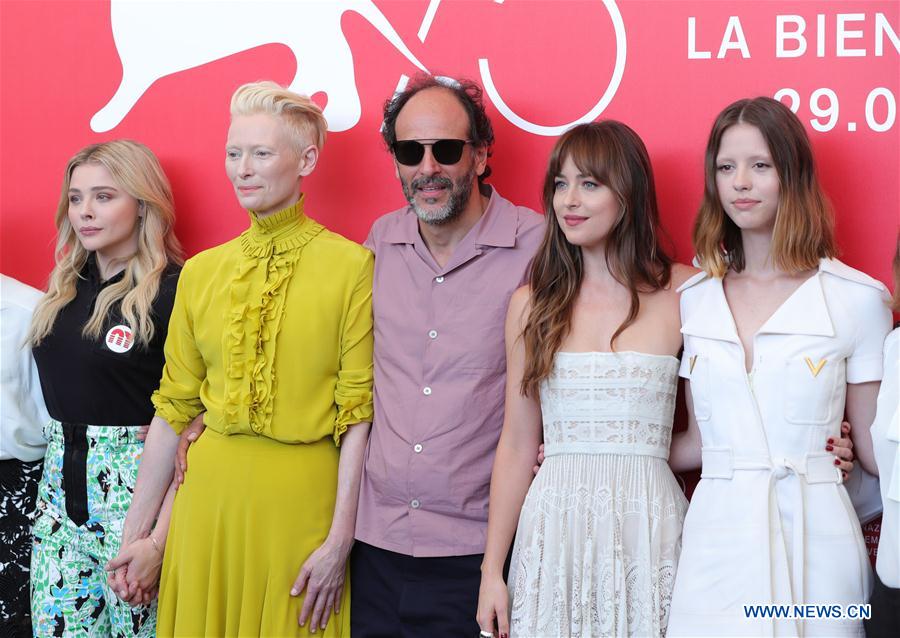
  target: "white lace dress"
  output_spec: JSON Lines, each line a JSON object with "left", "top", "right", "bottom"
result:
{"left": 508, "top": 352, "right": 688, "bottom": 637}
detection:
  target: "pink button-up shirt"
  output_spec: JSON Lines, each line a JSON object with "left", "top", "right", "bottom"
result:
{"left": 355, "top": 188, "right": 544, "bottom": 557}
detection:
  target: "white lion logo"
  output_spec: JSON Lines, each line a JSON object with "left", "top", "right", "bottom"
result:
{"left": 91, "top": 0, "right": 428, "bottom": 133}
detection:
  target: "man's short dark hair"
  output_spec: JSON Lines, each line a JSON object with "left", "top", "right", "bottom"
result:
{"left": 381, "top": 75, "right": 495, "bottom": 183}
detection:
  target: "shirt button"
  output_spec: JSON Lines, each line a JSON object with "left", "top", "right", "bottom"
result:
{"left": 423, "top": 386, "right": 432, "bottom": 396}
{"left": 428, "top": 330, "right": 438, "bottom": 339}
{"left": 435, "top": 276, "right": 445, "bottom": 283}
{"left": 414, "top": 443, "right": 423, "bottom": 453}
{"left": 410, "top": 499, "right": 421, "bottom": 509}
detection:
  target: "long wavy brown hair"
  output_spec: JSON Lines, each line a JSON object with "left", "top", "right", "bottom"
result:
{"left": 521, "top": 122, "right": 673, "bottom": 396}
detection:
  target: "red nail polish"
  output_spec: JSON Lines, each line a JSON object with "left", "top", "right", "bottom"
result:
{"left": 827, "top": 438, "right": 834, "bottom": 445}
{"left": 834, "top": 459, "right": 841, "bottom": 466}
{"left": 826, "top": 445, "right": 834, "bottom": 451}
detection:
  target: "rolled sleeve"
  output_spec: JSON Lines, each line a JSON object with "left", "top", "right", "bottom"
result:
{"left": 152, "top": 263, "right": 206, "bottom": 434}
{"left": 333, "top": 251, "right": 374, "bottom": 445}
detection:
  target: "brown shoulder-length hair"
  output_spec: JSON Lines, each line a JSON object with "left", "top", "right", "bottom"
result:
{"left": 693, "top": 96, "right": 837, "bottom": 277}
{"left": 520, "top": 121, "right": 673, "bottom": 397}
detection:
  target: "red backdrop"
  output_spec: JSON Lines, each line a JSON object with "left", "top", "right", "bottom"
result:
{"left": 1, "top": 0, "right": 896, "bottom": 558}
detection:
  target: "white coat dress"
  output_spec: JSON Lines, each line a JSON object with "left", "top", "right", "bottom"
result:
{"left": 668, "top": 258, "right": 892, "bottom": 637}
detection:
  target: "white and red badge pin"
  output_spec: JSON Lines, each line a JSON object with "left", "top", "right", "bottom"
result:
{"left": 105, "top": 324, "right": 134, "bottom": 353}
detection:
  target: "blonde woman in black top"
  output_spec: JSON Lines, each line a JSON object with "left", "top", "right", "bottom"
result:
{"left": 28, "top": 140, "right": 182, "bottom": 637}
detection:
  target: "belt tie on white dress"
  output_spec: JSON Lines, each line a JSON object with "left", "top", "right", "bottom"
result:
{"left": 701, "top": 448, "right": 841, "bottom": 637}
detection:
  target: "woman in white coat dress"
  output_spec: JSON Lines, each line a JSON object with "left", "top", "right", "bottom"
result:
{"left": 667, "top": 97, "right": 892, "bottom": 637}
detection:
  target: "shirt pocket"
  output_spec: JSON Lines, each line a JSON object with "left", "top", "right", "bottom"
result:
{"left": 784, "top": 355, "right": 841, "bottom": 425}
{"left": 453, "top": 295, "right": 509, "bottom": 372}
{"left": 685, "top": 352, "right": 712, "bottom": 422}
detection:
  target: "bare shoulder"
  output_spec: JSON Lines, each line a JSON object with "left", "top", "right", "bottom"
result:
{"left": 670, "top": 262, "right": 702, "bottom": 290}
{"left": 508, "top": 285, "right": 533, "bottom": 315}
{"left": 507, "top": 285, "right": 533, "bottom": 329}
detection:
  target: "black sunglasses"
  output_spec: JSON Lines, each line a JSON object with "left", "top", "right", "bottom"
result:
{"left": 391, "top": 139, "right": 472, "bottom": 166}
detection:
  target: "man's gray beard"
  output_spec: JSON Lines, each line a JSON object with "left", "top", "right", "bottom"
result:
{"left": 403, "top": 170, "right": 475, "bottom": 226}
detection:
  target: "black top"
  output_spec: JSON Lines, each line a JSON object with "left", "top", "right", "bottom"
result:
{"left": 33, "top": 255, "right": 181, "bottom": 426}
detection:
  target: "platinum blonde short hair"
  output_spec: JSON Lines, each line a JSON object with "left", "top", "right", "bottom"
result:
{"left": 230, "top": 81, "right": 327, "bottom": 151}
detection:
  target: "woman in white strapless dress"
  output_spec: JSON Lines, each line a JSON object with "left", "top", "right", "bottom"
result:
{"left": 476, "top": 121, "right": 697, "bottom": 638}
{"left": 510, "top": 350, "right": 687, "bottom": 636}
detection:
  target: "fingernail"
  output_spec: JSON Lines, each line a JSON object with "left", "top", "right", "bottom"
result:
{"left": 826, "top": 445, "right": 833, "bottom": 451}
{"left": 834, "top": 459, "right": 841, "bottom": 466}
{"left": 827, "top": 438, "right": 834, "bottom": 444}
{"left": 291, "top": 588, "right": 298, "bottom": 596}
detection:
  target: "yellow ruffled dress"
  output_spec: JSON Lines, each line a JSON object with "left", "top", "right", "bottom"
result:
{"left": 151, "top": 198, "right": 373, "bottom": 637}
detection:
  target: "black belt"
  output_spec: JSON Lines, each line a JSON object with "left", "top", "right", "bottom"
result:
{"left": 61, "top": 422, "right": 90, "bottom": 526}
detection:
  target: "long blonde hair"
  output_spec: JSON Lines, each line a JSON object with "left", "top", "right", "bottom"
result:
{"left": 29, "top": 140, "right": 183, "bottom": 348}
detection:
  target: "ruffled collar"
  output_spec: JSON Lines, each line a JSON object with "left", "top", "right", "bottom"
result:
{"left": 239, "top": 195, "right": 324, "bottom": 257}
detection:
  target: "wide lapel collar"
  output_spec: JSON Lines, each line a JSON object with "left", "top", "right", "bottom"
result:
{"left": 757, "top": 266, "right": 834, "bottom": 338}
{"left": 472, "top": 188, "right": 517, "bottom": 248}
{"left": 382, "top": 209, "right": 442, "bottom": 274}
{"left": 680, "top": 277, "right": 742, "bottom": 344}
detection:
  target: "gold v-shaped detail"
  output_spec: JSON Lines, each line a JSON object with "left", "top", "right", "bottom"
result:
{"left": 689, "top": 355, "right": 698, "bottom": 374}
{"left": 805, "top": 357, "right": 827, "bottom": 377}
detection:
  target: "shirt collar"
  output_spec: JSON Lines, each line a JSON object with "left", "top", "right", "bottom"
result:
{"left": 382, "top": 187, "right": 520, "bottom": 248}
{"left": 383, "top": 209, "right": 419, "bottom": 245}
{"left": 681, "top": 259, "right": 837, "bottom": 343}
{"left": 83, "top": 253, "right": 125, "bottom": 288}
{"left": 757, "top": 257, "right": 888, "bottom": 337}
{"left": 472, "top": 187, "right": 519, "bottom": 248}
{"left": 756, "top": 267, "right": 834, "bottom": 337}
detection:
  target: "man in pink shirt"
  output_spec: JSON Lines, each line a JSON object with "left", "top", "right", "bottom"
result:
{"left": 350, "top": 75, "right": 544, "bottom": 637}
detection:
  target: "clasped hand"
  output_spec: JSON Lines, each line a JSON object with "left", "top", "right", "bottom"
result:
{"left": 105, "top": 536, "right": 163, "bottom": 607}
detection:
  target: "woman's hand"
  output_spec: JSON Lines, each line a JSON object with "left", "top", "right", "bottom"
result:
{"left": 106, "top": 537, "right": 164, "bottom": 606}
{"left": 174, "top": 412, "right": 206, "bottom": 488}
{"left": 532, "top": 443, "right": 545, "bottom": 476}
{"left": 828, "top": 421, "right": 854, "bottom": 479}
{"left": 477, "top": 573, "right": 510, "bottom": 638}
{"left": 291, "top": 536, "right": 352, "bottom": 633}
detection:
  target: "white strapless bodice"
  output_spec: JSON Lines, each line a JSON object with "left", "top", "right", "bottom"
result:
{"left": 540, "top": 351, "right": 679, "bottom": 459}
